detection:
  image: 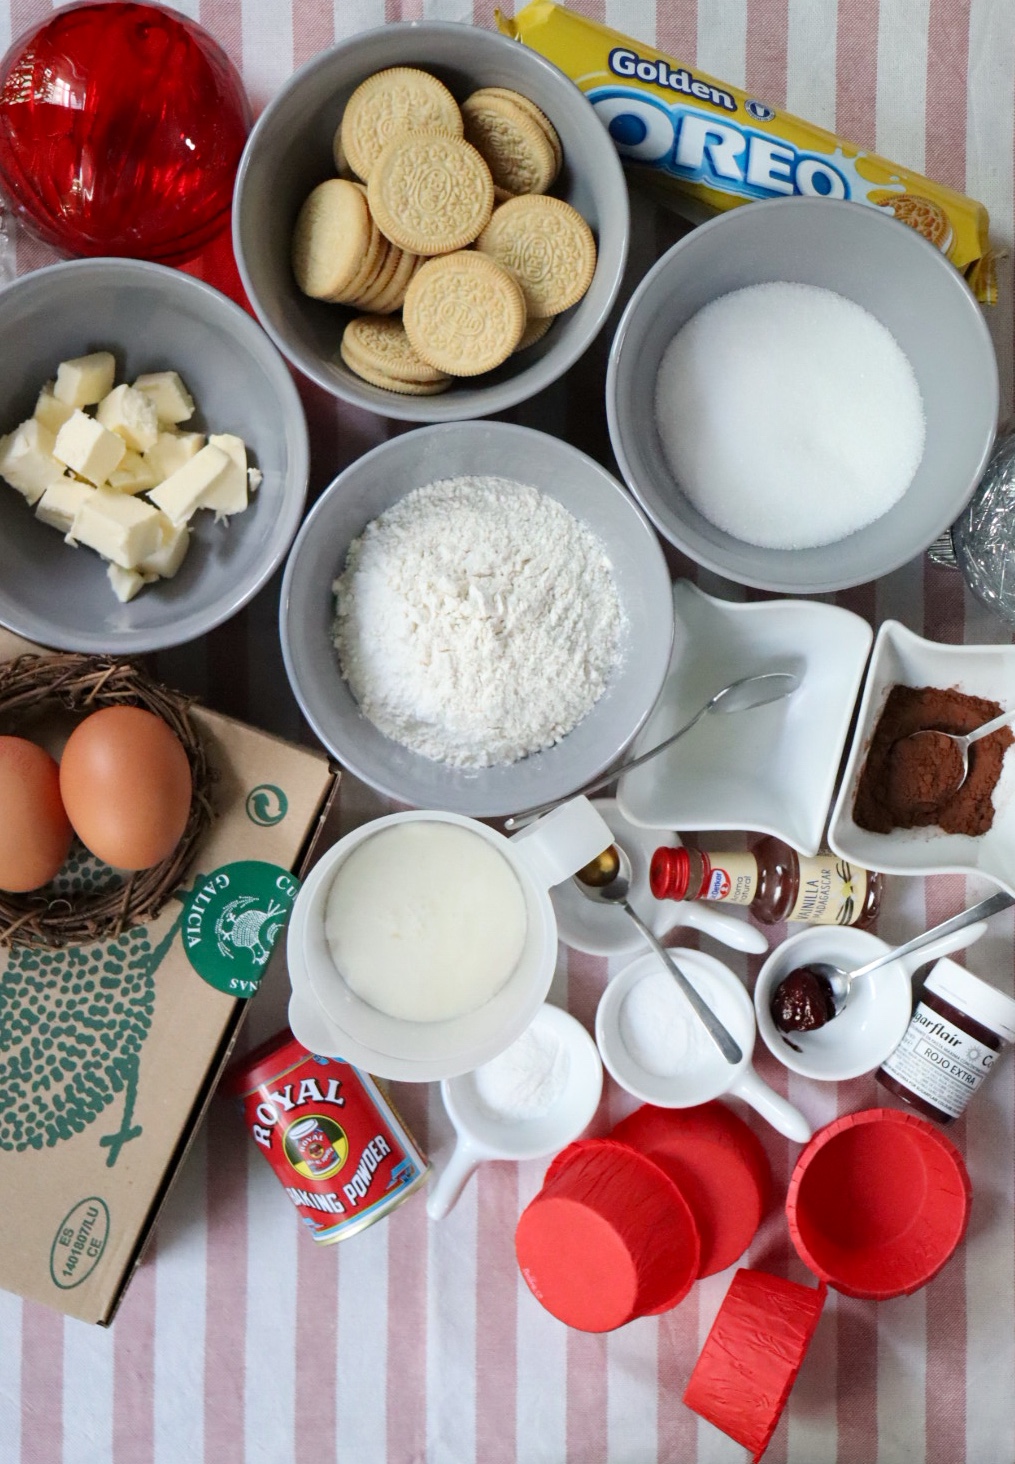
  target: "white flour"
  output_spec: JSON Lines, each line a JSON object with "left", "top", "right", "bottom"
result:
{"left": 332, "top": 475, "right": 624, "bottom": 767}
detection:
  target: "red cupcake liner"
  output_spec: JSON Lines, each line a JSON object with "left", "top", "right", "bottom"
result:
{"left": 516, "top": 1138, "right": 700, "bottom": 1331}
{"left": 610, "top": 1100, "right": 771, "bottom": 1277}
{"left": 683, "top": 1267, "right": 827, "bottom": 1461}
{"left": 786, "top": 1107, "right": 971, "bottom": 1299}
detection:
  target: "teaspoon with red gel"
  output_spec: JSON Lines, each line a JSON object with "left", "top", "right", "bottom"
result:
{"left": 770, "top": 967, "right": 837, "bottom": 1035}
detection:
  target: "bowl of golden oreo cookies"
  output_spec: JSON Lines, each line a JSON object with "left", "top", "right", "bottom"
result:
{"left": 233, "top": 21, "right": 630, "bottom": 421}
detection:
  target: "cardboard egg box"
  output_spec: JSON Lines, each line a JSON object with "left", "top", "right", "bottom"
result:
{"left": 0, "top": 628, "right": 336, "bottom": 1324}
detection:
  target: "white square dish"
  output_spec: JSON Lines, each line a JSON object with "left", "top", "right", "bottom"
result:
{"left": 827, "top": 620, "right": 1015, "bottom": 891}
{"left": 616, "top": 581, "right": 873, "bottom": 855}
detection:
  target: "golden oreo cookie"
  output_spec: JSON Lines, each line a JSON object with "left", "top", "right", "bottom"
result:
{"left": 871, "top": 191, "right": 952, "bottom": 250}
{"left": 340, "top": 67, "right": 463, "bottom": 182}
{"left": 513, "top": 314, "right": 554, "bottom": 352}
{"left": 470, "top": 87, "right": 563, "bottom": 180}
{"left": 476, "top": 194, "right": 596, "bottom": 317}
{"left": 332, "top": 126, "right": 356, "bottom": 179}
{"left": 367, "top": 131, "right": 494, "bottom": 255}
{"left": 291, "top": 179, "right": 374, "bottom": 300}
{"left": 331, "top": 211, "right": 386, "bottom": 303}
{"left": 403, "top": 252, "right": 526, "bottom": 375}
{"left": 341, "top": 315, "right": 451, "bottom": 387}
{"left": 461, "top": 92, "right": 557, "bottom": 197}
{"left": 350, "top": 240, "right": 404, "bottom": 311}
{"left": 367, "top": 248, "right": 424, "bottom": 315}
{"left": 339, "top": 350, "right": 452, "bottom": 395}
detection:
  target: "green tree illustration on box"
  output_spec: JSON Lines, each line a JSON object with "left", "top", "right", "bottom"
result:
{"left": 0, "top": 851, "right": 181, "bottom": 1168}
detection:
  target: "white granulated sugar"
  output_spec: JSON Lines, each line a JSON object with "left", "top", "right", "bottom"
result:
{"left": 332, "top": 475, "right": 624, "bottom": 768}
{"left": 619, "top": 969, "right": 705, "bottom": 1078}
{"left": 654, "top": 282, "right": 926, "bottom": 550}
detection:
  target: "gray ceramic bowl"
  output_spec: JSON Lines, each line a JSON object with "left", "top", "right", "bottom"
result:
{"left": 607, "top": 196, "right": 999, "bottom": 594}
{"left": 280, "top": 422, "right": 673, "bottom": 815}
{"left": 0, "top": 258, "right": 308, "bottom": 654}
{"left": 233, "top": 21, "right": 629, "bottom": 423}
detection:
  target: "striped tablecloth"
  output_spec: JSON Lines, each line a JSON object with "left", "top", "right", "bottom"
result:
{"left": 3, "top": 0, "right": 1015, "bottom": 1461}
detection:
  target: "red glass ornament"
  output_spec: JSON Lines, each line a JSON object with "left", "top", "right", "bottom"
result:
{"left": 0, "top": 1, "right": 252, "bottom": 264}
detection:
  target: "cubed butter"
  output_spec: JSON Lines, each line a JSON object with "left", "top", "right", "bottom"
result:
{"left": 139, "top": 515, "right": 190, "bottom": 579}
{"left": 107, "top": 449, "right": 159, "bottom": 496}
{"left": 35, "top": 478, "right": 97, "bottom": 533}
{"left": 106, "top": 563, "right": 155, "bottom": 603}
{"left": 133, "top": 370, "right": 195, "bottom": 425}
{"left": 53, "top": 351, "right": 116, "bottom": 409}
{"left": 97, "top": 383, "right": 159, "bottom": 453}
{"left": 70, "top": 488, "right": 164, "bottom": 569}
{"left": 54, "top": 410, "right": 127, "bottom": 486}
{"left": 147, "top": 443, "right": 230, "bottom": 526}
{"left": 202, "top": 433, "right": 249, "bottom": 517}
{"left": 144, "top": 429, "right": 205, "bottom": 481}
{"left": 0, "top": 419, "right": 66, "bottom": 503}
{"left": 34, "top": 382, "right": 76, "bottom": 436}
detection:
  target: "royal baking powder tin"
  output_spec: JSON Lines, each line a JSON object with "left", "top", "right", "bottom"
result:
{"left": 228, "top": 1029, "right": 429, "bottom": 1243}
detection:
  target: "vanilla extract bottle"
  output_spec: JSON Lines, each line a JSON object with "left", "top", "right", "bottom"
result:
{"left": 649, "top": 835, "right": 882, "bottom": 927}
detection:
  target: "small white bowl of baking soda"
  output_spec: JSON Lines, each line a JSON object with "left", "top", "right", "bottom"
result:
{"left": 427, "top": 1003, "right": 603, "bottom": 1220}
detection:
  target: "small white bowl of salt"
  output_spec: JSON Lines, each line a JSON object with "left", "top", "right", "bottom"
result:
{"left": 596, "top": 950, "right": 812, "bottom": 1143}
{"left": 427, "top": 1004, "right": 603, "bottom": 1221}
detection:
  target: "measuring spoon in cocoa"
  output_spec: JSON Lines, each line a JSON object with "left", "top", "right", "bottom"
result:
{"left": 892, "top": 706, "right": 1015, "bottom": 808}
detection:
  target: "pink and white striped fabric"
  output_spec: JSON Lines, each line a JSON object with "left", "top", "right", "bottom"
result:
{"left": 2, "top": 0, "right": 1015, "bottom": 1460}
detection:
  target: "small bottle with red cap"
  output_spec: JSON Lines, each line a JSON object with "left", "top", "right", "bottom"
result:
{"left": 650, "top": 835, "right": 881, "bottom": 927}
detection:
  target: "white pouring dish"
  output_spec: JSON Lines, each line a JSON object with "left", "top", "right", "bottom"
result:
{"left": 753, "top": 919, "right": 990, "bottom": 1081}
{"left": 617, "top": 581, "right": 873, "bottom": 856}
{"left": 427, "top": 1003, "right": 603, "bottom": 1221}
{"left": 286, "top": 798, "right": 614, "bottom": 1082}
{"left": 596, "top": 949, "right": 812, "bottom": 1143}
{"left": 551, "top": 799, "right": 768, "bottom": 958}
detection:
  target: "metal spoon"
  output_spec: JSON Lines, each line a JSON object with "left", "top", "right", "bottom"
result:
{"left": 504, "top": 670, "right": 799, "bottom": 831}
{"left": 894, "top": 706, "right": 1015, "bottom": 801}
{"left": 801, "top": 889, "right": 1015, "bottom": 1017}
{"left": 574, "top": 842, "right": 743, "bottom": 1064}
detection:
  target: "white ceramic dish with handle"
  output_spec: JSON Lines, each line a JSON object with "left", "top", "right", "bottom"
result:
{"left": 753, "top": 919, "right": 990, "bottom": 1082}
{"left": 550, "top": 798, "right": 768, "bottom": 958}
{"left": 286, "top": 798, "right": 613, "bottom": 1082}
{"left": 828, "top": 620, "right": 1015, "bottom": 892}
{"left": 617, "top": 581, "right": 873, "bottom": 856}
{"left": 595, "top": 949, "right": 812, "bottom": 1142}
{"left": 427, "top": 1003, "right": 603, "bottom": 1221}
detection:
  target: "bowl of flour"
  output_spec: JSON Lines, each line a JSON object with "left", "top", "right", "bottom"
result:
{"left": 280, "top": 420, "right": 673, "bottom": 815}
{"left": 606, "top": 195, "right": 998, "bottom": 594}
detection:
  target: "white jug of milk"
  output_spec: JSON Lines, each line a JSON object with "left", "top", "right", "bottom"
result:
{"left": 287, "top": 797, "right": 613, "bottom": 1082}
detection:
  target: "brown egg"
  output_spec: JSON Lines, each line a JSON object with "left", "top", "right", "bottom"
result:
{"left": 59, "top": 706, "right": 193, "bottom": 871}
{"left": 0, "top": 736, "right": 74, "bottom": 891}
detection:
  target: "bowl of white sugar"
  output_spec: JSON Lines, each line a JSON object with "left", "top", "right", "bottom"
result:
{"left": 280, "top": 420, "right": 673, "bottom": 816}
{"left": 607, "top": 196, "right": 998, "bottom": 594}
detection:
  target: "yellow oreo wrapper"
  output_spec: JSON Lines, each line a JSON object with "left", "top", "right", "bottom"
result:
{"left": 498, "top": 0, "right": 996, "bottom": 303}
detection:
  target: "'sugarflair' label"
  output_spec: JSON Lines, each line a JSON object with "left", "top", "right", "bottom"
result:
{"left": 880, "top": 1002, "right": 995, "bottom": 1119}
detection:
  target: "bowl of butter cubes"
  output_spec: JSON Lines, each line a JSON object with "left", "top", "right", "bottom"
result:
{"left": 0, "top": 257, "right": 309, "bottom": 653}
